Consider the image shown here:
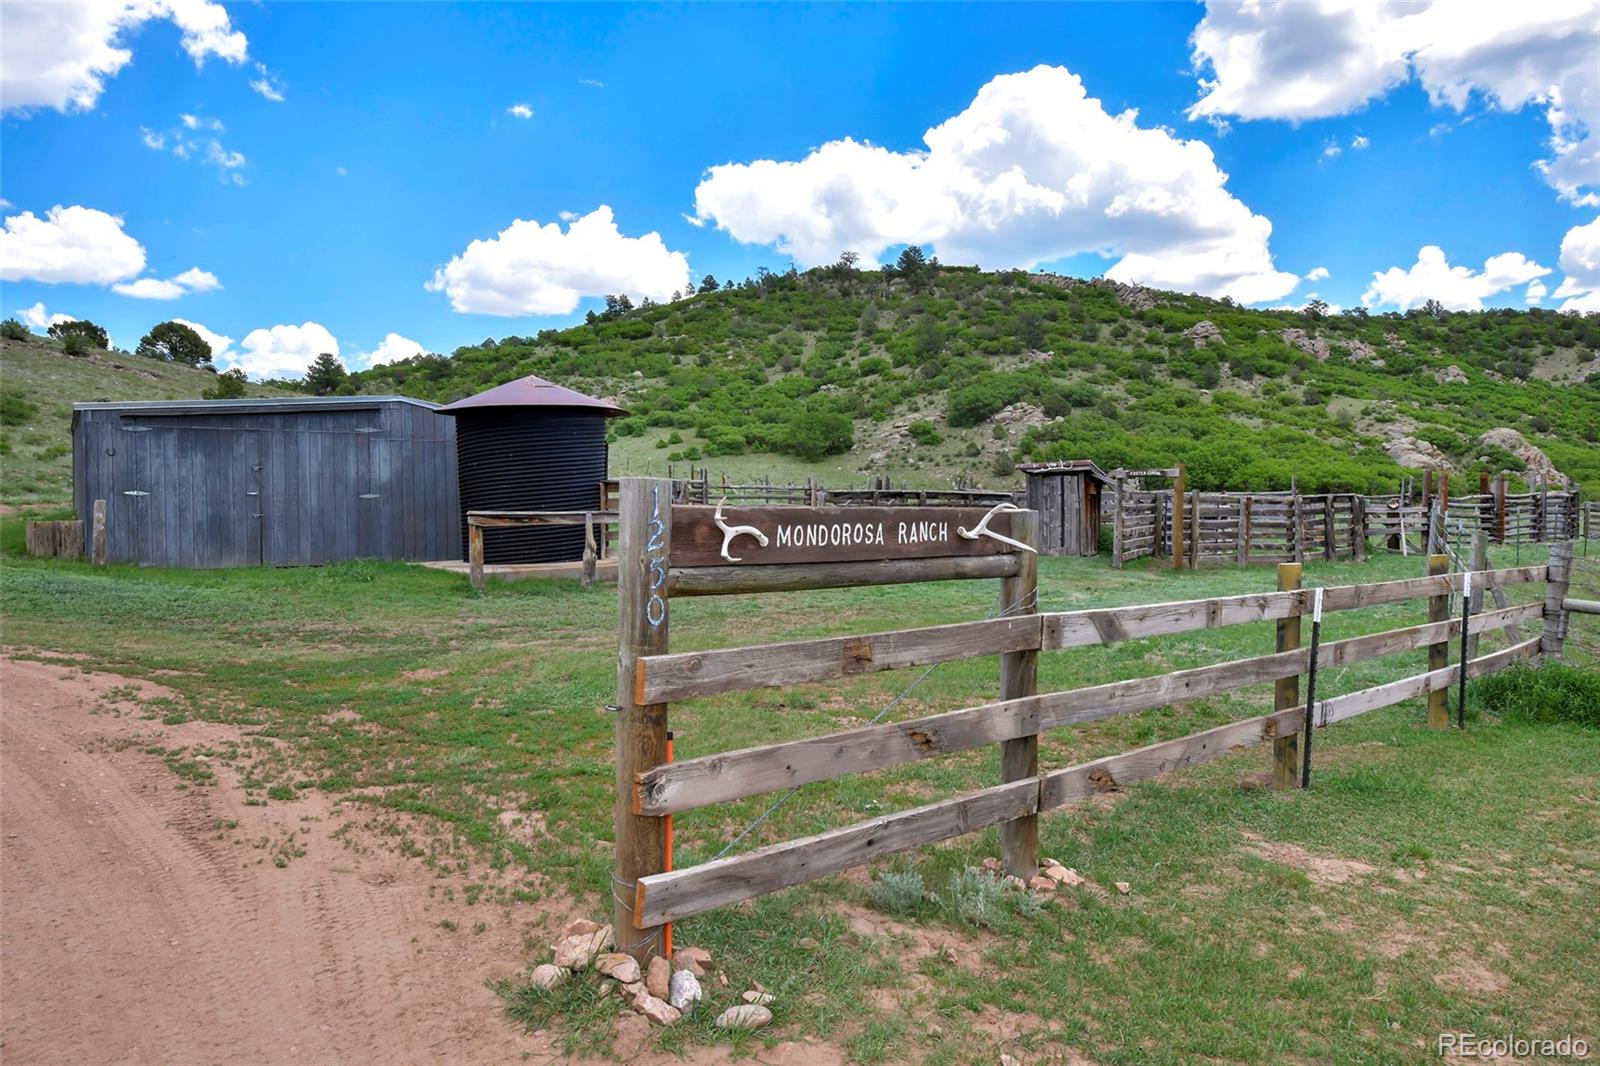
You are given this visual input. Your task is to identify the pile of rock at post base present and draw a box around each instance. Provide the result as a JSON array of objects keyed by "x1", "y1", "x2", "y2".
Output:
[{"x1": 535, "y1": 920, "x2": 775, "y2": 1031}]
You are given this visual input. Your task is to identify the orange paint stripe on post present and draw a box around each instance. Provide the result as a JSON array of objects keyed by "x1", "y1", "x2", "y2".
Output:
[{"x1": 664, "y1": 732, "x2": 674, "y2": 957}]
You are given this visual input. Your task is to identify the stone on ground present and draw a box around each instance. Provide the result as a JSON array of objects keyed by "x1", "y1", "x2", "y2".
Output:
[
  {"x1": 595, "y1": 952, "x2": 640, "y2": 984},
  {"x1": 631, "y1": 990, "x2": 681, "y2": 1027},
  {"x1": 552, "y1": 925, "x2": 613, "y2": 970},
  {"x1": 645, "y1": 955, "x2": 671, "y2": 999},
  {"x1": 743, "y1": 991, "x2": 775, "y2": 1006},
  {"x1": 670, "y1": 946, "x2": 714, "y2": 976},
  {"x1": 715, "y1": 1004, "x2": 773, "y2": 1031},
  {"x1": 667, "y1": 969, "x2": 703, "y2": 1011},
  {"x1": 529, "y1": 963, "x2": 566, "y2": 990}
]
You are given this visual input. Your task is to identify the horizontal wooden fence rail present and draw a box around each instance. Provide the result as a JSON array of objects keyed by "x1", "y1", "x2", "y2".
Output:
[
  {"x1": 637, "y1": 565, "x2": 1545, "y2": 704},
  {"x1": 612, "y1": 478, "x2": 1571, "y2": 958}
]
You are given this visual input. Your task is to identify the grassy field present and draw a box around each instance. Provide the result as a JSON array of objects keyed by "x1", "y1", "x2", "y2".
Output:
[
  {"x1": 0, "y1": 333, "x2": 287, "y2": 505},
  {"x1": 2, "y1": 529, "x2": 1597, "y2": 1063}
]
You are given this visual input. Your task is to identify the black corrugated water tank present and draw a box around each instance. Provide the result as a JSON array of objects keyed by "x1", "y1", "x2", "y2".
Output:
[{"x1": 436, "y1": 375, "x2": 626, "y2": 564}]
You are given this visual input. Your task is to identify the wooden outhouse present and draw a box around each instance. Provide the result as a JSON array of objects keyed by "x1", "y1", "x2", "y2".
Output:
[{"x1": 1017, "y1": 460, "x2": 1111, "y2": 556}]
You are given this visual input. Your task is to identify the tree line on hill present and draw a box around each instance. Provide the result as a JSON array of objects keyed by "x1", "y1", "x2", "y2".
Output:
[{"x1": 0, "y1": 315, "x2": 354, "y2": 399}]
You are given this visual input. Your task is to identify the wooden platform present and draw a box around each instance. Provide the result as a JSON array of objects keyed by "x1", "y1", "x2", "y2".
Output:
[{"x1": 423, "y1": 559, "x2": 618, "y2": 583}]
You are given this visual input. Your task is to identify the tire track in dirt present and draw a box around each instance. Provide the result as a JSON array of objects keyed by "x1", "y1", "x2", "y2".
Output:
[{"x1": 0, "y1": 657, "x2": 538, "y2": 1065}]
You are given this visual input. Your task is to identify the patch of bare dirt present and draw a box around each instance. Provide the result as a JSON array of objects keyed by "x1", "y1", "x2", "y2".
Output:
[
  {"x1": 1434, "y1": 960, "x2": 1510, "y2": 995},
  {"x1": 1240, "y1": 834, "x2": 1378, "y2": 884}
]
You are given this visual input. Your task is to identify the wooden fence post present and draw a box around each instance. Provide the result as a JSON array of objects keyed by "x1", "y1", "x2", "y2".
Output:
[
  {"x1": 468, "y1": 523, "x2": 485, "y2": 591},
  {"x1": 1113, "y1": 476, "x2": 1125, "y2": 569},
  {"x1": 1189, "y1": 488, "x2": 1200, "y2": 569},
  {"x1": 58, "y1": 521, "x2": 84, "y2": 560},
  {"x1": 1468, "y1": 531, "x2": 1487, "y2": 660},
  {"x1": 1427, "y1": 554, "x2": 1451, "y2": 728},
  {"x1": 615, "y1": 477, "x2": 673, "y2": 962},
  {"x1": 1292, "y1": 492, "x2": 1305, "y2": 564},
  {"x1": 1494, "y1": 473, "x2": 1507, "y2": 543},
  {"x1": 1322, "y1": 497, "x2": 1335, "y2": 561},
  {"x1": 92, "y1": 499, "x2": 108, "y2": 566},
  {"x1": 1172, "y1": 464, "x2": 1186, "y2": 570},
  {"x1": 998, "y1": 510, "x2": 1040, "y2": 879},
  {"x1": 1352, "y1": 495, "x2": 1366, "y2": 562},
  {"x1": 582, "y1": 515, "x2": 597, "y2": 588},
  {"x1": 1271, "y1": 562, "x2": 1303, "y2": 788},
  {"x1": 1238, "y1": 496, "x2": 1251, "y2": 568},
  {"x1": 1540, "y1": 541, "x2": 1574, "y2": 657}
]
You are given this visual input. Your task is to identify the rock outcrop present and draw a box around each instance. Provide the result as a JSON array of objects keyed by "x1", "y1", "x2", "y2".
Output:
[
  {"x1": 1478, "y1": 428, "x2": 1569, "y2": 487},
  {"x1": 1385, "y1": 435, "x2": 1452, "y2": 471},
  {"x1": 1182, "y1": 320, "x2": 1223, "y2": 347},
  {"x1": 1280, "y1": 328, "x2": 1331, "y2": 360}
]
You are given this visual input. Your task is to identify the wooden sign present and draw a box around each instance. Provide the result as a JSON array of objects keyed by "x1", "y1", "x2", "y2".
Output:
[{"x1": 669, "y1": 504, "x2": 1019, "y2": 567}]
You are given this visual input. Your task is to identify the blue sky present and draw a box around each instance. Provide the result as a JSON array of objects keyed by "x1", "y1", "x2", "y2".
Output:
[{"x1": 2, "y1": 2, "x2": 1597, "y2": 378}]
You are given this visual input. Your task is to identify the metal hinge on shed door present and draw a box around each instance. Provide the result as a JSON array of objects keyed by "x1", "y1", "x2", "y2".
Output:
[{"x1": 122, "y1": 490, "x2": 150, "y2": 496}]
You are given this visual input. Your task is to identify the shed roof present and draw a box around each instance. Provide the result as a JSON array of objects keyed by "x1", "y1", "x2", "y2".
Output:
[
  {"x1": 1014, "y1": 459, "x2": 1111, "y2": 484},
  {"x1": 435, "y1": 374, "x2": 626, "y2": 417},
  {"x1": 72, "y1": 395, "x2": 440, "y2": 417}
]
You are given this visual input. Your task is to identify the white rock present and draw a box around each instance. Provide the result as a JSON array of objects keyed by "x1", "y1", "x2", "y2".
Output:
[
  {"x1": 715, "y1": 1004, "x2": 773, "y2": 1031},
  {"x1": 529, "y1": 964, "x2": 566, "y2": 990},
  {"x1": 668, "y1": 969, "x2": 703, "y2": 1011}
]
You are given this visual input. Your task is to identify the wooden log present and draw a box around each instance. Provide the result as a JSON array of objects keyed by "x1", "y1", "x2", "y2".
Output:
[
  {"x1": 1188, "y1": 488, "x2": 1200, "y2": 569},
  {"x1": 633, "y1": 779, "x2": 1038, "y2": 927},
  {"x1": 614, "y1": 477, "x2": 674, "y2": 962},
  {"x1": 666, "y1": 553, "x2": 1020, "y2": 597},
  {"x1": 1562, "y1": 597, "x2": 1600, "y2": 615},
  {"x1": 57, "y1": 520, "x2": 84, "y2": 560},
  {"x1": 92, "y1": 499, "x2": 107, "y2": 566},
  {"x1": 1043, "y1": 707, "x2": 1302, "y2": 811},
  {"x1": 998, "y1": 510, "x2": 1039, "y2": 879},
  {"x1": 1113, "y1": 477, "x2": 1125, "y2": 569},
  {"x1": 633, "y1": 606, "x2": 1535, "y2": 816},
  {"x1": 1495, "y1": 474, "x2": 1507, "y2": 543},
  {"x1": 468, "y1": 523, "x2": 485, "y2": 591},
  {"x1": 1352, "y1": 495, "x2": 1366, "y2": 562},
  {"x1": 1272, "y1": 563, "x2": 1303, "y2": 788},
  {"x1": 25, "y1": 521, "x2": 58, "y2": 558},
  {"x1": 1541, "y1": 541, "x2": 1574, "y2": 655},
  {"x1": 1322, "y1": 499, "x2": 1335, "y2": 561},
  {"x1": 1427, "y1": 554, "x2": 1450, "y2": 728},
  {"x1": 582, "y1": 515, "x2": 597, "y2": 588}
]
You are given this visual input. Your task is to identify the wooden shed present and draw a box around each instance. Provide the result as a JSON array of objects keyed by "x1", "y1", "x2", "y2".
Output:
[
  {"x1": 72, "y1": 396, "x2": 458, "y2": 568},
  {"x1": 1017, "y1": 460, "x2": 1111, "y2": 556}
]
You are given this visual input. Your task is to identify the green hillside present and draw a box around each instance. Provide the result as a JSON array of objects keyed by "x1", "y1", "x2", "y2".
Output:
[
  {"x1": 0, "y1": 332, "x2": 289, "y2": 505},
  {"x1": 354, "y1": 265, "x2": 1600, "y2": 494}
]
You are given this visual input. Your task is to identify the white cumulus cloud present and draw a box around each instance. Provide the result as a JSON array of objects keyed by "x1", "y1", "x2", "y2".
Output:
[
  {"x1": 355, "y1": 332, "x2": 428, "y2": 370},
  {"x1": 1, "y1": 0, "x2": 248, "y2": 114},
  {"x1": 229, "y1": 321, "x2": 340, "y2": 380},
  {"x1": 17, "y1": 301, "x2": 75, "y2": 331},
  {"x1": 111, "y1": 266, "x2": 222, "y2": 300},
  {"x1": 1351, "y1": 135, "x2": 1371, "y2": 150},
  {"x1": 171, "y1": 318, "x2": 234, "y2": 360},
  {"x1": 1552, "y1": 216, "x2": 1600, "y2": 311},
  {"x1": 1188, "y1": 1, "x2": 1600, "y2": 206},
  {"x1": 1, "y1": 204, "x2": 146, "y2": 284},
  {"x1": 690, "y1": 65, "x2": 1298, "y2": 303},
  {"x1": 508, "y1": 103, "x2": 533, "y2": 119},
  {"x1": 1305, "y1": 265, "x2": 1330, "y2": 281},
  {"x1": 1362, "y1": 245, "x2": 1551, "y2": 311},
  {"x1": 427, "y1": 205, "x2": 692, "y2": 316},
  {"x1": 1525, "y1": 279, "x2": 1547, "y2": 305}
]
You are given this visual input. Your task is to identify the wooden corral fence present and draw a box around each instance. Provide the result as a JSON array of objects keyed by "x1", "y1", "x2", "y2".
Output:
[
  {"x1": 662, "y1": 466, "x2": 1021, "y2": 509},
  {"x1": 609, "y1": 475, "x2": 1576, "y2": 962},
  {"x1": 1113, "y1": 488, "x2": 1367, "y2": 569}
]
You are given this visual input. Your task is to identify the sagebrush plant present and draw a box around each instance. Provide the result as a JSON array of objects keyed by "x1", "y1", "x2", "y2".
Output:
[
  {"x1": 867, "y1": 870, "x2": 927, "y2": 915},
  {"x1": 1474, "y1": 661, "x2": 1600, "y2": 728}
]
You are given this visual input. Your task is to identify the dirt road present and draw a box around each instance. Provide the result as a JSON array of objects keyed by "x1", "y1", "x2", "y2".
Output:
[{"x1": 0, "y1": 657, "x2": 554, "y2": 1065}]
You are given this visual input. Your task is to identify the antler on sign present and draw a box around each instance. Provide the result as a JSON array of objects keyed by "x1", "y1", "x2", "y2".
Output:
[
  {"x1": 713, "y1": 498, "x2": 768, "y2": 562},
  {"x1": 957, "y1": 502, "x2": 1037, "y2": 554}
]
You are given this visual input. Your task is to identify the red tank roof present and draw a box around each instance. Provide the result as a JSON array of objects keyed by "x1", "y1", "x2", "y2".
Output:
[{"x1": 435, "y1": 374, "x2": 627, "y2": 416}]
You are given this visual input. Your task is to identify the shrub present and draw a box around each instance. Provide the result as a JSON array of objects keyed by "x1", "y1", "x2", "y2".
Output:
[
  {"x1": 0, "y1": 318, "x2": 28, "y2": 341},
  {"x1": 1474, "y1": 662, "x2": 1600, "y2": 728},
  {"x1": 61, "y1": 333, "x2": 89, "y2": 357},
  {"x1": 907, "y1": 420, "x2": 943, "y2": 446},
  {"x1": 49, "y1": 318, "x2": 110, "y2": 349},
  {"x1": 778, "y1": 408, "x2": 853, "y2": 459},
  {"x1": 867, "y1": 871, "x2": 927, "y2": 915},
  {"x1": 0, "y1": 388, "x2": 38, "y2": 427}
]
